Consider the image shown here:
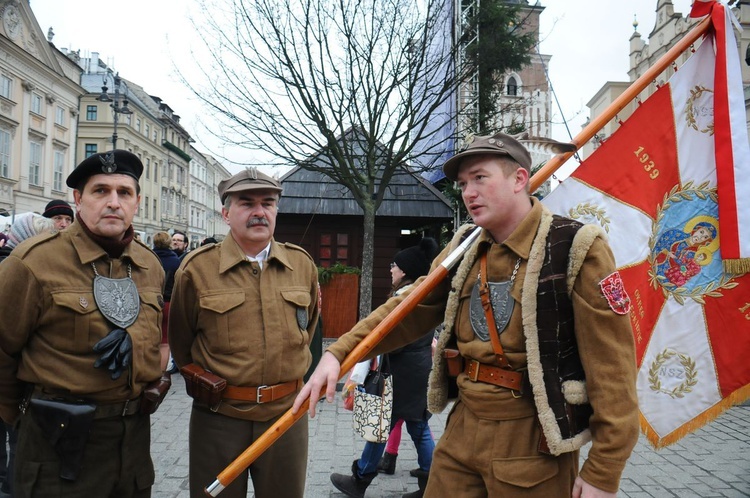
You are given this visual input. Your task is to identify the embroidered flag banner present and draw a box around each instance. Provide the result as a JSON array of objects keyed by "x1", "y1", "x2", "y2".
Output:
[{"x1": 542, "y1": 3, "x2": 750, "y2": 447}]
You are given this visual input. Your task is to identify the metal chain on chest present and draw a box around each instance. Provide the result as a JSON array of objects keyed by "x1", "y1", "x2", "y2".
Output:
[
  {"x1": 477, "y1": 258, "x2": 521, "y2": 322},
  {"x1": 91, "y1": 262, "x2": 132, "y2": 278}
]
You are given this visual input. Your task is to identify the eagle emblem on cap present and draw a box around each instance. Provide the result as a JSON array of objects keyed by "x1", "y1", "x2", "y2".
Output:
[
  {"x1": 99, "y1": 152, "x2": 117, "y2": 173},
  {"x1": 458, "y1": 133, "x2": 475, "y2": 152}
]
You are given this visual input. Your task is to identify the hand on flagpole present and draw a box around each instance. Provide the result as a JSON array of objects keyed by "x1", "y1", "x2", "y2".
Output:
[
  {"x1": 572, "y1": 476, "x2": 616, "y2": 498},
  {"x1": 292, "y1": 351, "x2": 341, "y2": 418}
]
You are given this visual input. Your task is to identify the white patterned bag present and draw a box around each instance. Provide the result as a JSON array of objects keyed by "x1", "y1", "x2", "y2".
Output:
[{"x1": 352, "y1": 357, "x2": 393, "y2": 443}]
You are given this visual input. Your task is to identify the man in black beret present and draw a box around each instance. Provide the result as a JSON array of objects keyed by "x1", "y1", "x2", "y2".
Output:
[
  {"x1": 0, "y1": 149, "x2": 168, "y2": 496},
  {"x1": 42, "y1": 199, "x2": 74, "y2": 230}
]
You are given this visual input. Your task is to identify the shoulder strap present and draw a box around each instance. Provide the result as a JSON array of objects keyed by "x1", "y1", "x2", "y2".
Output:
[{"x1": 479, "y1": 250, "x2": 511, "y2": 369}]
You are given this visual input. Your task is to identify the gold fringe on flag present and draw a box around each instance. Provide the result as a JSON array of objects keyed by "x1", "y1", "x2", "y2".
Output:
[
  {"x1": 639, "y1": 383, "x2": 750, "y2": 449},
  {"x1": 723, "y1": 258, "x2": 750, "y2": 275}
]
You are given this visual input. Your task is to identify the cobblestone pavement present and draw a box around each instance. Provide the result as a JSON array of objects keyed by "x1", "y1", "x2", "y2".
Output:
[{"x1": 151, "y1": 375, "x2": 750, "y2": 497}]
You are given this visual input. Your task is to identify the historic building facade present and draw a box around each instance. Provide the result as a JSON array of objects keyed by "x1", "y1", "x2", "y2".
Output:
[
  {"x1": 583, "y1": 0, "x2": 750, "y2": 158},
  {"x1": 1, "y1": 0, "x2": 233, "y2": 246},
  {"x1": 0, "y1": 0, "x2": 84, "y2": 222}
]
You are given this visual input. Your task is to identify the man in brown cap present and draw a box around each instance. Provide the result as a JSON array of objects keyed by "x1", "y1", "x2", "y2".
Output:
[
  {"x1": 295, "y1": 132, "x2": 639, "y2": 498},
  {"x1": 169, "y1": 167, "x2": 320, "y2": 498},
  {"x1": 0, "y1": 149, "x2": 169, "y2": 496}
]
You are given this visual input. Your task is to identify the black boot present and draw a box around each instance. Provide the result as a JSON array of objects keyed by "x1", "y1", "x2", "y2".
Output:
[
  {"x1": 409, "y1": 468, "x2": 429, "y2": 479},
  {"x1": 402, "y1": 474, "x2": 428, "y2": 498},
  {"x1": 377, "y1": 451, "x2": 397, "y2": 474},
  {"x1": 331, "y1": 460, "x2": 378, "y2": 498}
]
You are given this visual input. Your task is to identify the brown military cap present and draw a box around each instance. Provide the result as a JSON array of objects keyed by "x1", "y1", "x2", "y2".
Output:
[
  {"x1": 442, "y1": 132, "x2": 532, "y2": 181},
  {"x1": 218, "y1": 168, "x2": 282, "y2": 203},
  {"x1": 66, "y1": 150, "x2": 143, "y2": 188}
]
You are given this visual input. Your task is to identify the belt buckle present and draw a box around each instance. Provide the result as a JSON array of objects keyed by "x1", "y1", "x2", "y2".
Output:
[
  {"x1": 468, "y1": 360, "x2": 480, "y2": 382},
  {"x1": 121, "y1": 399, "x2": 130, "y2": 416},
  {"x1": 256, "y1": 385, "x2": 268, "y2": 404}
]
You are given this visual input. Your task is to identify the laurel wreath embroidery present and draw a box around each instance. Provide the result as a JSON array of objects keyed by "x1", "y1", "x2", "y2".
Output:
[
  {"x1": 648, "y1": 349, "x2": 698, "y2": 398},
  {"x1": 685, "y1": 85, "x2": 714, "y2": 135},
  {"x1": 647, "y1": 182, "x2": 738, "y2": 304},
  {"x1": 567, "y1": 203, "x2": 611, "y2": 233}
]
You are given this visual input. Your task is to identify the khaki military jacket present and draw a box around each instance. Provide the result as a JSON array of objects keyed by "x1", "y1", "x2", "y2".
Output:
[
  {"x1": 0, "y1": 222, "x2": 165, "y2": 424},
  {"x1": 168, "y1": 234, "x2": 320, "y2": 422},
  {"x1": 327, "y1": 198, "x2": 639, "y2": 493}
]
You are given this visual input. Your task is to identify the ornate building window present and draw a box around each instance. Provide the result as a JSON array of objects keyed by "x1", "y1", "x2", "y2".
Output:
[
  {"x1": 0, "y1": 76, "x2": 11, "y2": 100},
  {"x1": 31, "y1": 93, "x2": 43, "y2": 115},
  {"x1": 29, "y1": 141, "x2": 42, "y2": 186},
  {"x1": 55, "y1": 106, "x2": 65, "y2": 126},
  {"x1": 0, "y1": 128, "x2": 10, "y2": 177},
  {"x1": 86, "y1": 105, "x2": 97, "y2": 121},
  {"x1": 85, "y1": 143, "x2": 97, "y2": 158},
  {"x1": 53, "y1": 150, "x2": 65, "y2": 191},
  {"x1": 507, "y1": 76, "x2": 518, "y2": 96}
]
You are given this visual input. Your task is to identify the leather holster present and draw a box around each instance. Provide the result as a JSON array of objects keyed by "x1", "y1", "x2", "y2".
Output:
[
  {"x1": 180, "y1": 363, "x2": 226, "y2": 410},
  {"x1": 140, "y1": 374, "x2": 172, "y2": 415},
  {"x1": 443, "y1": 348, "x2": 464, "y2": 377},
  {"x1": 29, "y1": 398, "x2": 96, "y2": 481}
]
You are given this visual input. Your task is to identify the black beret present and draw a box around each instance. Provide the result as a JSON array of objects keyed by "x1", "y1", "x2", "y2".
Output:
[
  {"x1": 42, "y1": 199, "x2": 74, "y2": 219},
  {"x1": 66, "y1": 150, "x2": 143, "y2": 189}
]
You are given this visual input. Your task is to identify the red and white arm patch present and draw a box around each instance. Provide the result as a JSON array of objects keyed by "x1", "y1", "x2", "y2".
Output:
[{"x1": 599, "y1": 271, "x2": 632, "y2": 315}]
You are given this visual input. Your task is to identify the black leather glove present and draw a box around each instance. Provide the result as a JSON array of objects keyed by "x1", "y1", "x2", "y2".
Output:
[{"x1": 93, "y1": 328, "x2": 133, "y2": 380}]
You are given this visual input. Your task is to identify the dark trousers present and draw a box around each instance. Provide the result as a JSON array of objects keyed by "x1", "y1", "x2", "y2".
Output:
[
  {"x1": 14, "y1": 410, "x2": 153, "y2": 498},
  {"x1": 189, "y1": 405, "x2": 308, "y2": 498}
]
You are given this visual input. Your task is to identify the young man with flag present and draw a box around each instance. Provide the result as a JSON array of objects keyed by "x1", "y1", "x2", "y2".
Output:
[{"x1": 295, "y1": 132, "x2": 640, "y2": 497}]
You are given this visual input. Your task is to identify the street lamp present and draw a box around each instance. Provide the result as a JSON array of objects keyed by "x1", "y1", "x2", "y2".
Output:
[{"x1": 96, "y1": 72, "x2": 133, "y2": 150}]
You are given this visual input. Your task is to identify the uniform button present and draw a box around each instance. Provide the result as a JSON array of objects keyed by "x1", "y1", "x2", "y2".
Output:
[{"x1": 253, "y1": 269, "x2": 258, "y2": 275}]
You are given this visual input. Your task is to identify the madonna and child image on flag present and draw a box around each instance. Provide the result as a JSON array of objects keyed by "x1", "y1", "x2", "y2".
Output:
[{"x1": 542, "y1": 0, "x2": 750, "y2": 448}]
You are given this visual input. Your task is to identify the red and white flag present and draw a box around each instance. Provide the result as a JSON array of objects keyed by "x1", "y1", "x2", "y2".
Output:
[{"x1": 543, "y1": 2, "x2": 750, "y2": 447}]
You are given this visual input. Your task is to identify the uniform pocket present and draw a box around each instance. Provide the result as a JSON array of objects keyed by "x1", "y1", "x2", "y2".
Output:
[
  {"x1": 491, "y1": 455, "x2": 559, "y2": 492},
  {"x1": 280, "y1": 288, "x2": 311, "y2": 346},
  {"x1": 198, "y1": 291, "x2": 247, "y2": 353},
  {"x1": 138, "y1": 291, "x2": 163, "y2": 343},
  {"x1": 50, "y1": 291, "x2": 99, "y2": 352}
]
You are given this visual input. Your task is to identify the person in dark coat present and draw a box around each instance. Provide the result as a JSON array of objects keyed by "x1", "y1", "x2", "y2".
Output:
[
  {"x1": 153, "y1": 231, "x2": 181, "y2": 371},
  {"x1": 330, "y1": 237, "x2": 439, "y2": 498}
]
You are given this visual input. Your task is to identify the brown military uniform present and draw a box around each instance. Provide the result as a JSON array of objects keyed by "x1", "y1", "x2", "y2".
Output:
[
  {"x1": 327, "y1": 198, "x2": 639, "y2": 496},
  {"x1": 0, "y1": 221, "x2": 164, "y2": 496},
  {"x1": 169, "y1": 233, "x2": 319, "y2": 498}
]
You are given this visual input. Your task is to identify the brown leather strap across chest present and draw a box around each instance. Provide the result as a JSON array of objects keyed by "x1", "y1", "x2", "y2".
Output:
[
  {"x1": 464, "y1": 359, "x2": 524, "y2": 391},
  {"x1": 222, "y1": 379, "x2": 301, "y2": 404},
  {"x1": 479, "y1": 250, "x2": 511, "y2": 369}
]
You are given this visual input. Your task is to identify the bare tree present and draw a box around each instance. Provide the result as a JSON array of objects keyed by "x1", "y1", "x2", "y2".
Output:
[{"x1": 187, "y1": 0, "x2": 532, "y2": 316}]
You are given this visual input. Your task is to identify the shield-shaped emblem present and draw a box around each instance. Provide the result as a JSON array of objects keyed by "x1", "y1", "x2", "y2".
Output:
[
  {"x1": 469, "y1": 280, "x2": 515, "y2": 341},
  {"x1": 93, "y1": 276, "x2": 140, "y2": 328}
]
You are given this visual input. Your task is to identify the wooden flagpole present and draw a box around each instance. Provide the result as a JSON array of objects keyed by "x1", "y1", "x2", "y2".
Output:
[{"x1": 529, "y1": 15, "x2": 711, "y2": 192}]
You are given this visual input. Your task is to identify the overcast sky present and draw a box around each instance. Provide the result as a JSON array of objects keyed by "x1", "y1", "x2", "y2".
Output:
[{"x1": 30, "y1": 0, "x2": 695, "y2": 175}]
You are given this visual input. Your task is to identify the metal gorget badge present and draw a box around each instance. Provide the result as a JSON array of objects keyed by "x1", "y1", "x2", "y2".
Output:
[
  {"x1": 92, "y1": 263, "x2": 140, "y2": 328},
  {"x1": 469, "y1": 256, "x2": 521, "y2": 342},
  {"x1": 469, "y1": 280, "x2": 515, "y2": 341}
]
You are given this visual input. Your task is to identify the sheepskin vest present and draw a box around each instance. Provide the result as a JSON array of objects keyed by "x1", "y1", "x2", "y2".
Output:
[{"x1": 428, "y1": 205, "x2": 604, "y2": 455}]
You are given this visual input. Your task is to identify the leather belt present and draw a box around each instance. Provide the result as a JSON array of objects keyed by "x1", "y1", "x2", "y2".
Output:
[
  {"x1": 93, "y1": 399, "x2": 141, "y2": 419},
  {"x1": 222, "y1": 379, "x2": 301, "y2": 404},
  {"x1": 464, "y1": 360, "x2": 524, "y2": 392}
]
